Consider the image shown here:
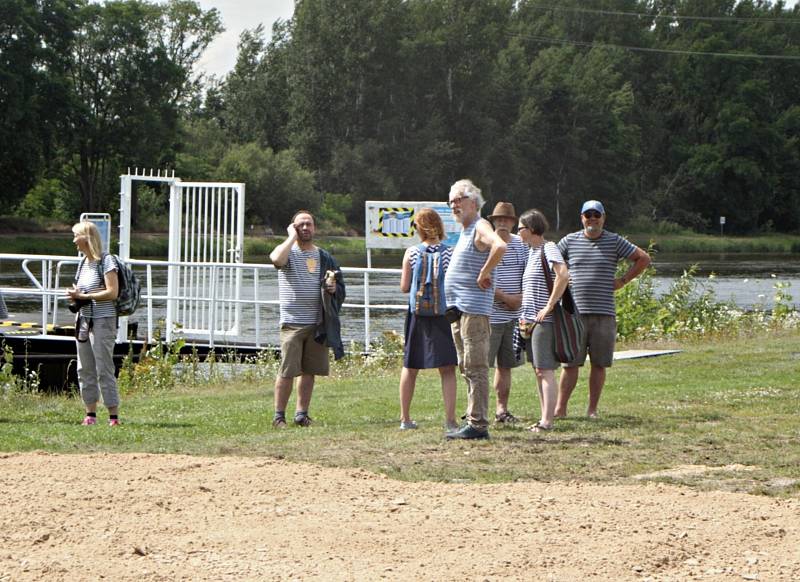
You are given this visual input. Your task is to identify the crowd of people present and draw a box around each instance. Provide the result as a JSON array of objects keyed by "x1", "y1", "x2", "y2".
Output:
[
  {"x1": 264, "y1": 178, "x2": 650, "y2": 440},
  {"x1": 66, "y1": 179, "x2": 650, "y2": 436}
]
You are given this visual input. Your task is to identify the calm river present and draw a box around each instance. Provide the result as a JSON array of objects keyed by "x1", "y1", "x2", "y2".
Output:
[{"x1": 2, "y1": 252, "x2": 798, "y2": 346}]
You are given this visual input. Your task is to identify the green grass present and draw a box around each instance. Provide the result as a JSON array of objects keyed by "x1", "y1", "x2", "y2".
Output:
[
  {"x1": 624, "y1": 232, "x2": 800, "y2": 254},
  {"x1": 4, "y1": 230, "x2": 800, "y2": 258},
  {"x1": 2, "y1": 331, "x2": 799, "y2": 496}
]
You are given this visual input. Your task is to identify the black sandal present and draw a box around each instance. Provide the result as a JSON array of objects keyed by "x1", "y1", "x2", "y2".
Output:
[{"x1": 293, "y1": 412, "x2": 313, "y2": 427}]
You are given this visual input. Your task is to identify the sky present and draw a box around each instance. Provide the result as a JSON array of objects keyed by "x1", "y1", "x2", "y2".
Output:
[{"x1": 193, "y1": 0, "x2": 295, "y2": 78}]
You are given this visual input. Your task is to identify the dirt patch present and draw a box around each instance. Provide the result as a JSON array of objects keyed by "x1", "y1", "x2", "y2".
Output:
[{"x1": 1, "y1": 452, "x2": 798, "y2": 581}]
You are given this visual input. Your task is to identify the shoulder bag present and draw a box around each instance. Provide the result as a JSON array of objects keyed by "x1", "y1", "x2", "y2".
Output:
[{"x1": 541, "y1": 246, "x2": 585, "y2": 363}]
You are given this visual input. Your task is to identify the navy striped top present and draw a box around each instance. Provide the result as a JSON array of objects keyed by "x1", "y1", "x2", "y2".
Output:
[
  {"x1": 521, "y1": 242, "x2": 565, "y2": 324},
  {"x1": 444, "y1": 218, "x2": 495, "y2": 316},
  {"x1": 557, "y1": 230, "x2": 636, "y2": 316},
  {"x1": 490, "y1": 234, "x2": 528, "y2": 324},
  {"x1": 277, "y1": 246, "x2": 322, "y2": 325}
]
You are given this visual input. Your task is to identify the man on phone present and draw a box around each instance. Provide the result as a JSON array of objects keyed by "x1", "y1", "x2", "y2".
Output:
[{"x1": 269, "y1": 211, "x2": 345, "y2": 428}]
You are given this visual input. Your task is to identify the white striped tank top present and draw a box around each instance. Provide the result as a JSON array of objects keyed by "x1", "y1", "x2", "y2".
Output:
[{"x1": 444, "y1": 218, "x2": 495, "y2": 316}]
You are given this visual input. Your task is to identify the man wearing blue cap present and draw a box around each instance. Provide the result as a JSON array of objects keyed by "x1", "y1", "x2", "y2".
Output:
[{"x1": 554, "y1": 200, "x2": 651, "y2": 418}]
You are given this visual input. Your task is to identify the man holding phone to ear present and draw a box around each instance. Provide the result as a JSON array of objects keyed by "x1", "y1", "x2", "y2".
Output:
[{"x1": 269, "y1": 210, "x2": 346, "y2": 428}]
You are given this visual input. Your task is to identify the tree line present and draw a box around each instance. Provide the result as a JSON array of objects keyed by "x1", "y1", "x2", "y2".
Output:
[{"x1": 3, "y1": 0, "x2": 799, "y2": 235}]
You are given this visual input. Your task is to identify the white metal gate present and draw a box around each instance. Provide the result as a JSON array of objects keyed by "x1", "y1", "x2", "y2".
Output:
[{"x1": 166, "y1": 181, "x2": 246, "y2": 343}]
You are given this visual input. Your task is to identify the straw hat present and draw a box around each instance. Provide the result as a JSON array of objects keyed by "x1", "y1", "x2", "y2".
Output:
[{"x1": 488, "y1": 201, "x2": 517, "y2": 221}]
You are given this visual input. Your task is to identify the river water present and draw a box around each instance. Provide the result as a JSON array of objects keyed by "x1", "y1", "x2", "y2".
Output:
[{"x1": 1, "y1": 252, "x2": 798, "y2": 346}]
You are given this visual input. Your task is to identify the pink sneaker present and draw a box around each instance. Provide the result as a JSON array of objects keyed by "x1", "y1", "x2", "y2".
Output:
[
  {"x1": 108, "y1": 418, "x2": 120, "y2": 427},
  {"x1": 81, "y1": 416, "x2": 97, "y2": 426}
]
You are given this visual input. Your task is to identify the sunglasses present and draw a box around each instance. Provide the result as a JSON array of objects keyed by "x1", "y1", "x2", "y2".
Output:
[
  {"x1": 448, "y1": 195, "x2": 469, "y2": 208},
  {"x1": 582, "y1": 211, "x2": 602, "y2": 219}
]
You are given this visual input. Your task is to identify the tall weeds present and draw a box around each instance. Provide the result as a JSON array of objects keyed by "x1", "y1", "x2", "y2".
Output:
[{"x1": 616, "y1": 259, "x2": 798, "y2": 341}]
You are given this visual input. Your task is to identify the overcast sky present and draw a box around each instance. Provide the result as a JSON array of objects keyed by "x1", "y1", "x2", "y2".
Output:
[
  {"x1": 194, "y1": 0, "x2": 295, "y2": 78},
  {"x1": 192, "y1": 0, "x2": 798, "y2": 78}
]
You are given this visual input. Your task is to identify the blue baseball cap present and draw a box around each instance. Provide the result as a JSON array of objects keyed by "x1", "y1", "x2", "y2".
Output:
[{"x1": 581, "y1": 200, "x2": 605, "y2": 215}]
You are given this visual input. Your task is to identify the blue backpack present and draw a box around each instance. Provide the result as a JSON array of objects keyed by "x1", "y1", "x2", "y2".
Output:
[{"x1": 409, "y1": 243, "x2": 448, "y2": 317}]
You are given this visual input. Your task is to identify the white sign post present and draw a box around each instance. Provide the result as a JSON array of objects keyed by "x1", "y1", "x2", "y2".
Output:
[
  {"x1": 363, "y1": 200, "x2": 457, "y2": 349},
  {"x1": 720, "y1": 215, "x2": 726, "y2": 236}
]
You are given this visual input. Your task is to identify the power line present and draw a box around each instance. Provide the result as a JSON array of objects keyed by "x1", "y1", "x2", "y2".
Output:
[
  {"x1": 507, "y1": 31, "x2": 800, "y2": 60},
  {"x1": 534, "y1": 4, "x2": 800, "y2": 25}
]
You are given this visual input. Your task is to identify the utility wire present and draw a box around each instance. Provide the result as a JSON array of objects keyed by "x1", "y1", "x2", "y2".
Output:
[
  {"x1": 533, "y1": 4, "x2": 800, "y2": 25},
  {"x1": 507, "y1": 31, "x2": 800, "y2": 60}
]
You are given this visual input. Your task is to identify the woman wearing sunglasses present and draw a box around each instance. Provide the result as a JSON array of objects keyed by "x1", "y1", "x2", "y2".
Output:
[{"x1": 517, "y1": 209, "x2": 570, "y2": 432}]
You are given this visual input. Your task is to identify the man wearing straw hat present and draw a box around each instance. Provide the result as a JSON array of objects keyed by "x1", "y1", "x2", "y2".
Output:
[{"x1": 486, "y1": 201, "x2": 528, "y2": 425}]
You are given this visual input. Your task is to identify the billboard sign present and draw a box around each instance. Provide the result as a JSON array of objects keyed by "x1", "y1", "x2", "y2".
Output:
[
  {"x1": 365, "y1": 201, "x2": 460, "y2": 249},
  {"x1": 79, "y1": 212, "x2": 112, "y2": 254}
]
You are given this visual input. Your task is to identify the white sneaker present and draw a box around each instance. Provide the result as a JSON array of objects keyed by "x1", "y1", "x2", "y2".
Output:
[{"x1": 399, "y1": 420, "x2": 418, "y2": 430}]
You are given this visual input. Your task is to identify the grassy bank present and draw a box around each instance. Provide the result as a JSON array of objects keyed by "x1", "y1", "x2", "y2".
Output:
[
  {"x1": 3, "y1": 231, "x2": 800, "y2": 258},
  {"x1": 624, "y1": 232, "x2": 800, "y2": 254},
  {"x1": 2, "y1": 330, "x2": 798, "y2": 496}
]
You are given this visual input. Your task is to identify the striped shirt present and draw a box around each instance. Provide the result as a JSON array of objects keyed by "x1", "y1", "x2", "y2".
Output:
[
  {"x1": 521, "y1": 242, "x2": 564, "y2": 324},
  {"x1": 408, "y1": 243, "x2": 452, "y2": 272},
  {"x1": 557, "y1": 230, "x2": 636, "y2": 316},
  {"x1": 277, "y1": 246, "x2": 322, "y2": 326},
  {"x1": 76, "y1": 255, "x2": 118, "y2": 319},
  {"x1": 444, "y1": 218, "x2": 495, "y2": 316},
  {"x1": 490, "y1": 234, "x2": 528, "y2": 324}
]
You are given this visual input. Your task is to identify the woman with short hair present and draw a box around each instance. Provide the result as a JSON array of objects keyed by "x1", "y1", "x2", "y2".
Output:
[
  {"x1": 67, "y1": 221, "x2": 121, "y2": 426},
  {"x1": 398, "y1": 208, "x2": 458, "y2": 432},
  {"x1": 517, "y1": 209, "x2": 570, "y2": 432}
]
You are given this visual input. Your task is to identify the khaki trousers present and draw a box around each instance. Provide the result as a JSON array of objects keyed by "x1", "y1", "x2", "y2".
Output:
[{"x1": 451, "y1": 313, "x2": 490, "y2": 429}]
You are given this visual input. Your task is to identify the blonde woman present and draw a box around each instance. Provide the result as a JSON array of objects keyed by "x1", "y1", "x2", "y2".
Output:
[
  {"x1": 67, "y1": 221, "x2": 121, "y2": 426},
  {"x1": 398, "y1": 208, "x2": 458, "y2": 431}
]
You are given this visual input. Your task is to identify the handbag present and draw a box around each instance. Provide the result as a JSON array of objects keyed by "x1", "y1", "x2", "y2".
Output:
[{"x1": 541, "y1": 246, "x2": 585, "y2": 363}]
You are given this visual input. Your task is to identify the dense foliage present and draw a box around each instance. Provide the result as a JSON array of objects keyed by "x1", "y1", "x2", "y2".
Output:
[{"x1": 2, "y1": 0, "x2": 799, "y2": 234}]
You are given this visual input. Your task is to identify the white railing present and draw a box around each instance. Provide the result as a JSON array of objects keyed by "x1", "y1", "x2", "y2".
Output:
[{"x1": 0, "y1": 253, "x2": 406, "y2": 351}]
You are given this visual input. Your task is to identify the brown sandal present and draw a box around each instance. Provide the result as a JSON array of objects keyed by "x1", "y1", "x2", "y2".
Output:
[{"x1": 529, "y1": 421, "x2": 553, "y2": 433}]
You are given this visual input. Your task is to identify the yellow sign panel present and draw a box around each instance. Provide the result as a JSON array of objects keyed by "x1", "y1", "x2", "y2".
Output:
[{"x1": 377, "y1": 208, "x2": 415, "y2": 238}]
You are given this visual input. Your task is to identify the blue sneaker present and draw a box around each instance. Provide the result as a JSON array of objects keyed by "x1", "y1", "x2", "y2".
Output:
[{"x1": 445, "y1": 424, "x2": 489, "y2": 440}]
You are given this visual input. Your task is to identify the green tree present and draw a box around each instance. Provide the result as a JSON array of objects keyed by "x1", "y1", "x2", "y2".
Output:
[
  {"x1": 215, "y1": 143, "x2": 318, "y2": 229},
  {"x1": 0, "y1": 0, "x2": 75, "y2": 210},
  {"x1": 63, "y1": 0, "x2": 221, "y2": 214}
]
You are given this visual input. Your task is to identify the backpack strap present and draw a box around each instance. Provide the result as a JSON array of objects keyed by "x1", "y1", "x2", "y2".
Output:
[{"x1": 74, "y1": 257, "x2": 87, "y2": 285}]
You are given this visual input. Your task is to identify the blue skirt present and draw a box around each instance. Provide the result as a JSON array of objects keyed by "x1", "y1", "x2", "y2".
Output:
[{"x1": 403, "y1": 312, "x2": 458, "y2": 369}]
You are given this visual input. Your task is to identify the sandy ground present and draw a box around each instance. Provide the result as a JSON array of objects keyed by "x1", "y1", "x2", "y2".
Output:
[{"x1": 1, "y1": 453, "x2": 798, "y2": 581}]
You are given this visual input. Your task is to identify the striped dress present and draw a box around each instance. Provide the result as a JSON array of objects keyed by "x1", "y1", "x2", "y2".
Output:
[
  {"x1": 444, "y1": 218, "x2": 495, "y2": 316},
  {"x1": 404, "y1": 243, "x2": 457, "y2": 369}
]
